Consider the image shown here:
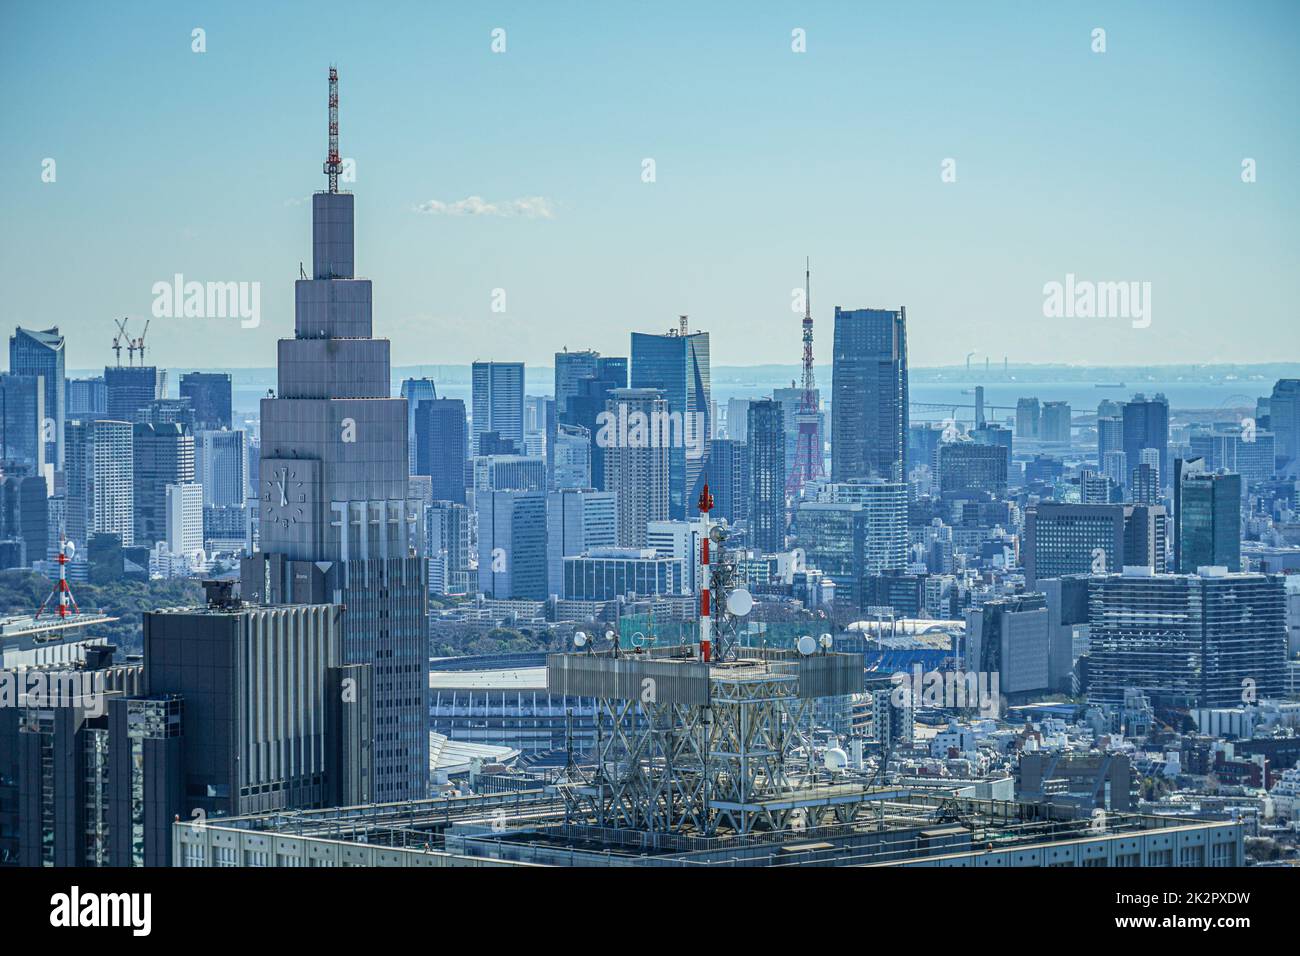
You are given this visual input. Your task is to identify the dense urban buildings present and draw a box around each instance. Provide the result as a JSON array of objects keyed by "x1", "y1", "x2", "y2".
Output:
[{"x1": 4, "y1": 42, "x2": 1297, "y2": 895}]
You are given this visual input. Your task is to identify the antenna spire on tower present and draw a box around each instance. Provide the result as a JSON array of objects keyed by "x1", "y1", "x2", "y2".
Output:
[{"x1": 324, "y1": 66, "x2": 341, "y2": 193}]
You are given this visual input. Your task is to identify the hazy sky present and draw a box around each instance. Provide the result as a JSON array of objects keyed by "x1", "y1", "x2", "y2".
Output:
[{"x1": 2, "y1": 1, "x2": 1297, "y2": 372}]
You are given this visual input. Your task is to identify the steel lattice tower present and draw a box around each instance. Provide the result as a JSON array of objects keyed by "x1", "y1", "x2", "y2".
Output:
[
  {"x1": 786, "y1": 258, "x2": 824, "y2": 496},
  {"x1": 324, "y1": 66, "x2": 341, "y2": 193}
]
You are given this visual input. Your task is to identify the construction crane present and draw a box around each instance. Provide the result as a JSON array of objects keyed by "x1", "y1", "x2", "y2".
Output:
[
  {"x1": 112, "y1": 318, "x2": 129, "y2": 366},
  {"x1": 132, "y1": 320, "x2": 150, "y2": 365}
]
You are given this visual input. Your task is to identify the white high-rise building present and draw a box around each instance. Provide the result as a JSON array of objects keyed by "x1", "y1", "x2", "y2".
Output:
[
  {"x1": 165, "y1": 481, "x2": 204, "y2": 554},
  {"x1": 645, "y1": 519, "x2": 704, "y2": 594}
]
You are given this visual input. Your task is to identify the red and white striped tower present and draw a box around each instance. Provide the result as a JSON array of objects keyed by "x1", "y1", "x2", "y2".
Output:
[
  {"x1": 36, "y1": 537, "x2": 80, "y2": 620},
  {"x1": 697, "y1": 481, "x2": 715, "y2": 662}
]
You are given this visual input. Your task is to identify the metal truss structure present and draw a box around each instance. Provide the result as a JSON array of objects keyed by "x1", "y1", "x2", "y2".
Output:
[{"x1": 551, "y1": 645, "x2": 867, "y2": 836}]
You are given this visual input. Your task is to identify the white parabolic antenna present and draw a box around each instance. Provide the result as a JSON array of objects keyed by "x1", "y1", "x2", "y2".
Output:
[
  {"x1": 573, "y1": 631, "x2": 587, "y2": 648},
  {"x1": 824, "y1": 747, "x2": 848, "y2": 772},
  {"x1": 725, "y1": 587, "x2": 753, "y2": 617},
  {"x1": 796, "y1": 634, "x2": 817, "y2": 656}
]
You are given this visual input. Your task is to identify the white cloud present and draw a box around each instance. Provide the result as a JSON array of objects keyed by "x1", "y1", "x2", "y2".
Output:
[{"x1": 414, "y1": 195, "x2": 556, "y2": 219}]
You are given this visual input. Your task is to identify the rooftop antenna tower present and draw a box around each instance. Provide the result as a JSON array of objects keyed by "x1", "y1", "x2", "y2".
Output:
[
  {"x1": 35, "y1": 538, "x2": 80, "y2": 620},
  {"x1": 786, "y1": 257, "x2": 824, "y2": 496},
  {"x1": 324, "y1": 66, "x2": 341, "y2": 193}
]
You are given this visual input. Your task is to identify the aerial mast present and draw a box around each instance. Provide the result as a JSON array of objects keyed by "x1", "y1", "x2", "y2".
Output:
[
  {"x1": 786, "y1": 257, "x2": 824, "y2": 497},
  {"x1": 324, "y1": 66, "x2": 341, "y2": 193}
]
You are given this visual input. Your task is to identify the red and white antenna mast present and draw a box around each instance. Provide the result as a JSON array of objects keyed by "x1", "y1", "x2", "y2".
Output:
[
  {"x1": 697, "y1": 481, "x2": 715, "y2": 663},
  {"x1": 324, "y1": 66, "x2": 341, "y2": 193},
  {"x1": 36, "y1": 537, "x2": 81, "y2": 620},
  {"x1": 787, "y1": 258, "x2": 824, "y2": 496}
]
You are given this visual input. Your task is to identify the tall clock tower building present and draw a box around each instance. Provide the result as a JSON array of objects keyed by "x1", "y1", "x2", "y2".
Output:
[{"x1": 243, "y1": 71, "x2": 428, "y2": 802}]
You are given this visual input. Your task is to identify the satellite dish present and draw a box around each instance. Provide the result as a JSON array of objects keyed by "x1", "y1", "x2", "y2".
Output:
[
  {"x1": 796, "y1": 635, "x2": 817, "y2": 656},
  {"x1": 630, "y1": 631, "x2": 652, "y2": 648},
  {"x1": 725, "y1": 587, "x2": 753, "y2": 617},
  {"x1": 824, "y1": 747, "x2": 848, "y2": 772},
  {"x1": 573, "y1": 631, "x2": 587, "y2": 648},
  {"x1": 604, "y1": 630, "x2": 615, "y2": 642},
  {"x1": 63, "y1": 541, "x2": 76, "y2": 559},
  {"x1": 709, "y1": 525, "x2": 727, "y2": 544},
  {"x1": 819, "y1": 633, "x2": 833, "y2": 650}
]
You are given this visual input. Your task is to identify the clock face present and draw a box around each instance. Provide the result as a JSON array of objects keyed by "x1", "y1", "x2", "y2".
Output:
[{"x1": 262, "y1": 465, "x2": 307, "y2": 528}]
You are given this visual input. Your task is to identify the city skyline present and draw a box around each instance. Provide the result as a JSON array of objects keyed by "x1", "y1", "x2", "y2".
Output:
[
  {"x1": 4, "y1": 1, "x2": 1298, "y2": 370},
  {"x1": 1, "y1": 1, "x2": 1298, "y2": 907}
]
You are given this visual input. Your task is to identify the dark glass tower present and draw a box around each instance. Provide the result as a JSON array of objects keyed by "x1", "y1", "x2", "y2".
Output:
[
  {"x1": 242, "y1": 72, "x2": 428, "y2": 801},
  {"x1": 831, "y1": 307, "x2": 908, "y2": 483},
  {"x1": 178, "y1": 372, "x2": 233, "y2": 431},
  {"x1": 1122, "y1": 394, "x2": 1170, "y2": 490},
  {"x1": 413, "y1": 397, "x2": 467, "y2": 504},
  {"x1": 746, "y1": 399, "x2": 785, "y2": 552},
  {"x1": 9, "y1": 326, "x2": 65, "y2": 470},
  {"x1": 1177, "y1": 469, "x2": 1242, "y2": 572},
  {"x1": 562, "y1": 356, "x2": 627, "y2": 490}
]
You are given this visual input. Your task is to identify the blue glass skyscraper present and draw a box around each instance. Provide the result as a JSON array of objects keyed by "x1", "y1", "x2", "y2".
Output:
[
  {"x1": 831, "y1": 307, "x2": 908, "y2": 483},
  {"x1": 630, "y1": 321, "x2": 710, "y2": 520}
]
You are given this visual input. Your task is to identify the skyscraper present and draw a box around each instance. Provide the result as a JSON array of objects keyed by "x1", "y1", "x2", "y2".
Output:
[
  {"x1": 831, "y1": 307, "x2": 908, "y2": 483},
  {"x1": 0, "y1": 374, "x2": 45, "y2": 474},
  {"x1": 1270, "y1": 378, "x2": 1300, "y2": 474},
  {"x1": 104, "y1": 365, "x2": 163, "y2": 422},
  {"x1": 746, "y1": 399, "x2": 786, "y2": 553},
  {"x1": 1122, "y1": 394, "x2": 1170, "y2": 491},
  {"x1": 66, "y1": 376, "x2": 106, "y2": 418},
  {"x1": 552, "y1": 423, "x2": 591, "y2": 489},
  {"x1": 195, "y1": 428, "x2": 249, "y2": 508},
  {"x1": 1041, "y1": 401, "x2": 1071, "y2": 444},
  {"x1": 178, "y1": 371, "x2": 233, "y2": 431},
  {"x1": 9, "y1": 326, "x2": 65, "y2": 470},
  {"x1": 241, "y1": 69, "x2": 428, "y2": 802},
  {"x1": 1177, "y1": 469, "x2": 1242, "y2": 572},
  {"x1": 554, "y1": 349, "x2": 601, "y2": 418},
  {"x1": 560, "y1": 355, "x2": 627, "y2": 491},
  {"x1": 132, "y1": 422, "x2": 195, "y2": 549},
  {"x1": 399, "y1": 377, "x2": 437, "y2": 473},
  {"x1": 602, "y1": 387, "x2": 670, "y2": 547},
  {"x1": 477, "y1": 490, "x2": 547, "y2": 600},
  {"x1": 630, "y1": 320, "x2": 711, "y2": 519},
  {"x1": 471, "y1": 361, "x2": 525, "y2": 455},
  {"x1": 707, "y1": 437, "x2": 748, "y2": 526},
  {"x1": 413, "y1": 397, "x2": 467, "y2": 504},
  {"x1": 65, "y1": 419, "x2": 134, "y2": 549},
  {"x1": 1015, "y1": 398, "x2": 1041, "y2": 440}
]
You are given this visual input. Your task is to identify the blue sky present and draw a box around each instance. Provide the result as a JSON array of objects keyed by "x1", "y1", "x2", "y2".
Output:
[{"x1": 2, "y1": 0, "x2": 1297, "y2": 371}]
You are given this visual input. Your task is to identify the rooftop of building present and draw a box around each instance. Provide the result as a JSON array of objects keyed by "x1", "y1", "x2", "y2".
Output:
[{"x1": 186, "y1": 788, "x2": 1238, "y2": 868}]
